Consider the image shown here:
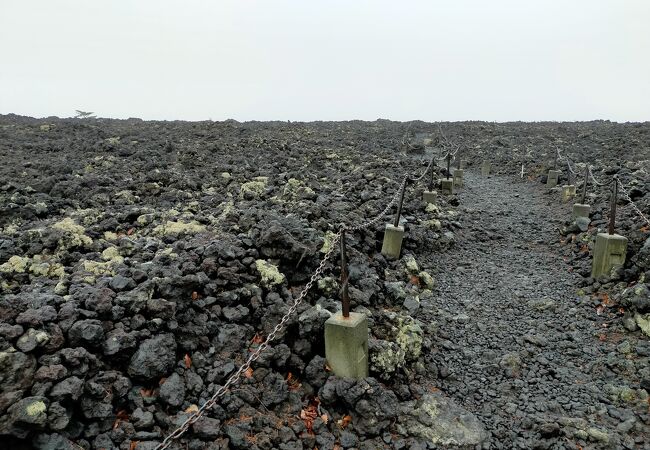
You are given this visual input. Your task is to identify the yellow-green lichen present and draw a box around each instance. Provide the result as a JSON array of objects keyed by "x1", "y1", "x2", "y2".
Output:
[
  {"x1": 405, "y1": 255, "x2": 419, "y2": 274},
  {"x1": 29, "y1": 255, "x2": 65, "y2": 278},
  {"x1": 26, "y1": 400, "x2": 47, "y2": 416},
  {"x1": 0, "y1": 255, "x2": 29, "y2": 273},
  {"x1": 255, "y1": 260, "x2": 285, "y2": 287},
  {"x1": 240, "y1": 177, "x2": 268, "y2": 200},
  {"x1": 152, "y1": 220, "x2": 206, "y2": 236},
  {"x1": 320, "y1": 231, "x2": 338, "y2": 254},
  {"x1": 282, "y1": 178, "x2": 315, "y2": 201},
  {"x1": 52, "y1": 218, "x2": 93, "y2": 249}
]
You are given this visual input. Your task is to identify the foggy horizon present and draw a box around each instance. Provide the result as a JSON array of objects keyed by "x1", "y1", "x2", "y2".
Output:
[{"x1": 2, "y1": 0, "x2": 649, "y2": 123}]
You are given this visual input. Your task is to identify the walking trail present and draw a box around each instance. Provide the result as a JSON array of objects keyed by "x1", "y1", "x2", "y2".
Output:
[{"x1": 414, "y1": 170, "x2": 647, "y2": 449}]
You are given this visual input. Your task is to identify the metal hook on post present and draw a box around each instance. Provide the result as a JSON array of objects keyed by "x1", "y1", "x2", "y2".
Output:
[
  {"x1": 608, "y1": 177, "x2": 618, "y2": 235},
  {"x1": 340, "y1": 228, "x2": 349, "y2": 318}
]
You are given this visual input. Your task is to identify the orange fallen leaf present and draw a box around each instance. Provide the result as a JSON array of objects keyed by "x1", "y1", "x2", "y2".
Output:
[
  {"x1": 158, "y1": 377, "x2": 167, "y2": 386},
  {"x1": 244, "y1": 367, "x2": 253, "y2": 378},
  {"x1": 320, "y1": 414, "x2": 329, "y2": 424},
  {"x1": 129, "y1": 441, "x2": 139, "y2": 450},
  {"x1": 251, "y1": 333, "x2": 264, "y2": 345},
  {"x1": 191, "y1": 291, "x2": 199, "y2": 300},
  {"x1": 184, "y1": 353, "x2": 192, "y2": 369},
  {"x1": 185, "y1": 404, "x2": 199, "y2": 413},
  {"x1": 338, "y1": 414, "x2": 352, "y2": 429}
]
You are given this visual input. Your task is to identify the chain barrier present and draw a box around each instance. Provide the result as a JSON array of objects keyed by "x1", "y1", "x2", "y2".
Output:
[
  {"x1": 617, "y1": 179, "x2": 650, "y2": 228},
  {"x1": 155, "y1": 144, "x2": 439, "y2": 449},
  {"x1": 155, "y1": 232, "x2": 341, "y2": 450},
  {"x1": 588, "y1": 166, "x2": 607, "y2": 187}
]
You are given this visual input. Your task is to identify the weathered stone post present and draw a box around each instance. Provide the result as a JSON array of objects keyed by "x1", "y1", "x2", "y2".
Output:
[
  {"x1": 452, "y1": 157, "x2": 464, "y2": 188},
  {"x1": 441, "y1": 153, "x2": 454, "y2": 194},
  {"x1": 561, "y1": 185, "x2": 576, "y2": 202},
  {"x1": 592, "y1": 178, "x2": 628, "y2": 278},
  {"x1": 325, "y1": 228, "x2": 369, "y2": 379},
  {"x1": 481, "y1": 161, "x2": 490, "y2": 176},
  {"x1": 423, "y1": 156, "x2": 437, "y2": 204},
  {"x1": 547, "y1": 170, "x2": 561, "y2": 188},
  {"x1": 381, "y1": 179, "x2": 407, "y2": 259},
  {"x1": 573, "y1": 166, "x2": 591, "y2": 219}
]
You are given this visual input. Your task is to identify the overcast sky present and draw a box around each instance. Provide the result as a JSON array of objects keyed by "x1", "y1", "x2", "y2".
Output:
[{"x1": 1, "y1": 1, "x2": 649, "y2": 122}]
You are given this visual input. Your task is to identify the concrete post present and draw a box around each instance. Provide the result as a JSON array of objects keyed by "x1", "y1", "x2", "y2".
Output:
[
  {"x1": 441, "y1": 179, "x2": 454, "y2": 195},
  {"x1": 423, "y1": 191, "x2": 437, "y2": 204},
  {"x1": 381, "y1": 224, "x2": 404, "y2": 260},
  {"x1": 561, "y1": 185, "x2": 576, "y2": 202},
  {"x1": 452, "y1": 169, "x2": 464, "y2": 188},
  {"x1": 572, "y1": 203, "x2": 591, "y2": 220},
  {"x1": 591, "y1": 233, "x2": 628, "y2": 278},
  {"x1": 481, "y1": 161, "x2": 491, "y2": 176},
  {"x1": 547, "y1": 170, "x2": 561, "y2": 188},
  {"x1": 324, "y1": 312, "x2": 369, "y2": 379}
]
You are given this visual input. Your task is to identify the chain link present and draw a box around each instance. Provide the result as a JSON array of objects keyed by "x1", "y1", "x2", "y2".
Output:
[
  {"x1": 588, "y1": 166, "x2": 606, "y2": 187},
  {"x1": 617, "y1": 179, "x2": 650, "y2": 228},
  {"x1": 155, "y1": 232, "x2": 341, "y2": 450}
]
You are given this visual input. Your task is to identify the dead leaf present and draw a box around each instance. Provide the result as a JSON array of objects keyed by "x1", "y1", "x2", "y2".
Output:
[
  {"x1": 129, "y1": 441, "x2": 139, "y2": 450},
  {"x1": 158, "y1": 377, "x2": 166, "y2": 386},
  {"x1": 320, "y1": 414, "x2": 329, "y2": 424},
  {"x1": 185, "y1": 404, "x2": 199, "y2": 413},
  {"x1": 244, "y1": 367, "x2": 253, "y2": 378},
  {"x1": 140, "y1": 388, "x2": 154, "y2": 398},
  {"x1": 184, "y1": 353, "x2": 192, "y2": 369},
  {"x1": 113, "y1": 410, "x2": 129, "y2": 430},
  {"x1": 127, "y1": 228, "x2": 135, "y2": 235},
  {"x1": 338, "y1": 414, "x2": 352, "y2": 429},
  {"x1": 191, "y1": 291, "x2": 199, "y2": 300},
  {"x1": 251, "y1": 333, "x2": 264, "y2": 345}
]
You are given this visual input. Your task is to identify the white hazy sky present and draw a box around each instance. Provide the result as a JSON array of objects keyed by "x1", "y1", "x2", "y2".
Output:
[{"x1": 1, "y1": 0, "x2": 649, "y2": 122}]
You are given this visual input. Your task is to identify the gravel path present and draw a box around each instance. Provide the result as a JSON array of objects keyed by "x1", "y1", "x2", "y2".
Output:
[{"x1": 418, "y1": 170, "x2": 649, "y2": 449}]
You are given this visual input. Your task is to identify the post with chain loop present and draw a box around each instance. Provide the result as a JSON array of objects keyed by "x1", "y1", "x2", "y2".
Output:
[
  {"x1": 572, "y1": 165, "x2": 591, "y2": 220},
  {"x1": 452, "y1": 147, "x2": 464, "y2": 188},
  {"x1": 340, "y1": 228, "x2": 350, "y2": 318},
  {"x1": 325, "y1": 228, "x2": 369, "y2": 379},
  {"x1": 155, "y1": 149, "x2": 436, "y2": 449},
  {"x1": 441, "y1": 152, "x2": 454, "y2": 195},
  {"x1": 547, "y1": 149, "x2": 561, "y2": 188},
  {"x1": 393, "y1": 178, "x2": 407, "y2": 228},
  {"x1": 382, "y1": 178, "x2": 407, "y2": 259},
  {"x1": 423, "y1": 158, "x2": 437, "y2": 204},
  {"x1": 609, "y1": 177, "x2": 618, "y2": 235},
  {"x1": 592, "y1": 176, "x2": 628, "y2": 278}
]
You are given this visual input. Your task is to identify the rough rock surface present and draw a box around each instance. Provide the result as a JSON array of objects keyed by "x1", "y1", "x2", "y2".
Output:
[{"x1": 0, "y1": 116, "x2": 648, "y2": 449}]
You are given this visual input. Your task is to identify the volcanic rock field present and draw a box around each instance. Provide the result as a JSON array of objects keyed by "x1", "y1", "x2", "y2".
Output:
[{"x1": 1, "y1": 115, "x2": 649, "y2": 449}]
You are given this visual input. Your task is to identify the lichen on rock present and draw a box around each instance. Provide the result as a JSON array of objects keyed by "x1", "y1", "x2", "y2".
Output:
[
  {"x1": 240, "y1": 177, "x2": 269, "y2": 200},
  {"x1": 255, "y1": 259, "x2": 286, "y2": 287},
  {"x1": 52, "y1": 217, "x2": 93, "y2": 249},
  {"x1": 152, "y1": 220, "x2": 206, "y2": 236}
]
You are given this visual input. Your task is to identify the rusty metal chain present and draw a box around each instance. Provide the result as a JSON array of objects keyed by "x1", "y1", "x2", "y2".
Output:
[
  {"x1": 345, "y1": 176, "x2": 408, "y2": 232},
  {"x1": 155, "y1": 232, "x2": 341, "y2": 450},
  {"x1": 618, "y1": 179, "x2": 650, "y2": 228},
  {"x1": 155, "y1": 142, "x2": 441, "y2": 449},
  {"x1": 587, "y1": 166, "x2": 607, "y2": 187}
]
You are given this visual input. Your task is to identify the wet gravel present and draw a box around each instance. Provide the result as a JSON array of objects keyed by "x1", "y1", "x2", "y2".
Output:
[{"x1": 417, "y1": 171, "x2": 650, "y2": 449}]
